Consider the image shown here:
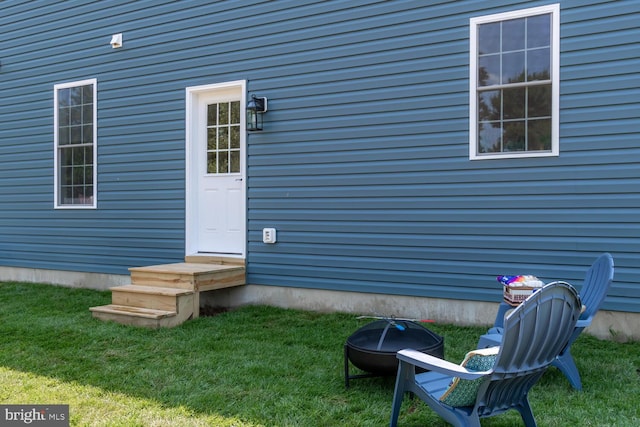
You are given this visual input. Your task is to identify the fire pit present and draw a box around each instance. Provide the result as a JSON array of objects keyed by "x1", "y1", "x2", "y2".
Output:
[{"x1": 344, "y1": 319, "x2": 444, "y2": 387}]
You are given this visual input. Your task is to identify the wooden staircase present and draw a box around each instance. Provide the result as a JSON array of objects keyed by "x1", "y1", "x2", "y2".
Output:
[{"x1": 90, "y1": 258, "x2": 245, "y2": 328}]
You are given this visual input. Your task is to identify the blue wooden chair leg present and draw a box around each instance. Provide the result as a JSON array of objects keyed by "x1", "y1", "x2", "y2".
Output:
[
  {"x1": 516, "y1": 399, "x2": 537, "y2": 427},
  {"x1": 551, "y1": 349, "x2": 582, "y2": 390},
  {"x1": 390, "y1": 362, "x2": 410, "y2": 427}
]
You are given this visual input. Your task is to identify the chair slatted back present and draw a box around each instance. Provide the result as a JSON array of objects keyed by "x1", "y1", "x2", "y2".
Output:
[
  {"x1": 495, "y1": 283, "x2": 581, "y2": 374},
  {"x1": 477, "y1": 283, "x2": 581, "y2": 414},
  {"x1": 579, "y1": 253, "x2": 614, "y2": 319}
]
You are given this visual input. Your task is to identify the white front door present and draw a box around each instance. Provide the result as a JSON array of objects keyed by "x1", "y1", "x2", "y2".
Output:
[{"x1": 186, "y1": 82, "x2": 246, "y2": 256}]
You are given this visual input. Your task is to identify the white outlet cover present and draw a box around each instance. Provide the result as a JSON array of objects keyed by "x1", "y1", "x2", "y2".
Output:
[{"x1": 263, "y1": 228, "x2": 277, "y2": 244}]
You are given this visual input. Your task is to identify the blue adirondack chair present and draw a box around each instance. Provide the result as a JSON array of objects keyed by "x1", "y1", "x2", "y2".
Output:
[
  {"x1": 390, "y1": 282, "x2": 581, "y2": 427},
  {"x1": 477, "y1": 253, "x2": 614, "y2": 390}
]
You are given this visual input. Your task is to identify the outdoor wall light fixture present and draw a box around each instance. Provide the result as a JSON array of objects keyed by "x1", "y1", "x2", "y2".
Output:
[{"x1": 246, "y1": 95, "x2": 268, "y2": 131}]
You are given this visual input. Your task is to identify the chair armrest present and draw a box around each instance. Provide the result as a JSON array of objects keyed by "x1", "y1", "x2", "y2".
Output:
[
  {"x1": 397, "y1": 349, "x2": 491, "y2": 380},
  {"x1": 576, "y1": 317, "x2": 591, "y2": 328}
]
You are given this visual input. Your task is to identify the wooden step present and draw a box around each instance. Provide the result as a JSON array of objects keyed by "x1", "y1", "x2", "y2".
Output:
[
  {"x1": 111, "y1": 284, "x2": 194, "y2": 296},
  {"x1": 90, "y1": 304, "x2": 187, "y2": 328},
  {"x1": 129, "y1": 263, "x2": 245, "y2": 291},
  {"x1": 184, "y1": 254, "x2": 245, "y2": 265},
  {"x1": 91, "y1": 261, "x2": 246, "y2": 328},
  {"x1": 110, "y1": 285, "x2": 194, "y2": 312}
]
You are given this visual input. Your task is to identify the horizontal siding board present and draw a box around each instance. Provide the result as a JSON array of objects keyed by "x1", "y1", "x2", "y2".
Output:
[
  {"x1": 247, "y1": 219, "x2": 638, "y2": 236},
  {"x1": 254, "y1": 251, "x2": 625, "y2": 269},
  {"x1": 248, "y1": 138, "x2": 465, "y2": 159},
  {"x1": 248, "y1": 212, "x2": 638, "y2": 226},
  {"x1": 562, "y1": 103, "x2": 639, "y2": 122},
  {"x1": 561, "y1": 74, "x2": 639, "y2": 95},
  {"x1": 248, "y1": 197, "x2": 640, "y2": 210},
  {"x1": 250, "y1": 157, "x2": 630, "y2": 177},
  {"x1": 0, "y1": 253, "x2": 180, "y2": 274},
  {"x1": 563, "y1": 41, "x2": 639, "y2": 65},
  {"x1": 248, "y1": 180, "x2": 640, "y2": 198},
  {"x1": 0, "y1": 222, "x2": 184, "y2": 233},
  {"x1": 246, "y1": 239, "x2": 634, "y2": 256},
  {"x1": 562, "y1": 2, "x2": 639, "y2": 29},
  {"x1": 562, "y1": 90, "x2": 640, "y2": 110},
  {"x1": 561, "y1": 58, "x2": 638, "y2": 82},
  {"x1": 245, "y1": 172, "x2": 636, "y2": 191},
  {"x1": 1, "y1": 0, "x2": 639, "y2": 313},
  {"x1": 4, "y1": 242, "x2": 180, "y2": 259},
  {"x1": 247, "y1": 248, "x2": 599, "y2": 270}
]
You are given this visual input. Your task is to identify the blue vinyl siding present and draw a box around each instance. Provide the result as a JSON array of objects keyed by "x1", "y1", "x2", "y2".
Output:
[
  {"x1": 1, "y1": 0, "x2": 639, "y2": 313},
  {"x1": 245, "y1": 0, "x2": 640, "y2": 313}
]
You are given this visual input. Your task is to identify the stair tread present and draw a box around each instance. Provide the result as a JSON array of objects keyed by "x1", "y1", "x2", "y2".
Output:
[
  {"x1": 90, "y1": 304, "x2": 175, "y2": 319},
  {"x1": 184, "y1": 255, "x2": 245, "y2": 266},
  {"x1": 129, "y1": 262, "x2": 244, "y2": 275},
  {"x1": 110, "y1": 284, "x2": 194, "y2": 296}
]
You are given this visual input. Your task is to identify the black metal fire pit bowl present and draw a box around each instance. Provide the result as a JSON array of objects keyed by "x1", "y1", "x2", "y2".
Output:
[{"x1": 344, "y1": 319, "x2": 444, "y2": 388}]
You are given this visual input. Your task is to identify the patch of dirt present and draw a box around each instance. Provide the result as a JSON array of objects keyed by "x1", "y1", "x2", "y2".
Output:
[{"x1": 200, "y1": 305, "x2": 231, "y2": 317}]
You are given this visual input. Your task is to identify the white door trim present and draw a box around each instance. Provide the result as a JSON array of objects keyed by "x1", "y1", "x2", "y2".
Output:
[{"x1": 185, "y1": 80, "x2": 247, "y2": 258}]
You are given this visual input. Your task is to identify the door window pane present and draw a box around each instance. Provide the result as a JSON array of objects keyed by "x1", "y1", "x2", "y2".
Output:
[
  {"x1": 230, "y1": 151, "x2": 240, "y2": 173},
  {"x1": 219, "y1": 151, "x2": 229, "y2": 173},
  {"x1": 207, "y1": 104, "x2": 217, "y2": 126},
  {"x1": 218, "y1": 128, "x2": 229, "y2": 150},
  {"x1": 206, "y1": 101, "x2": 242, "y2": 174},
  {"x1": 230, "y1": 101, "x2": 240, "y2": 123},
  {"x1": 230, "y1": 126, "x2": 240, "y2": 149},
  {"x1": 218, "y1": 103, "x2": 229, "y2": 125},
  {"x1": 207, "y1": 152, "x2": 217, "y2": 174},
  {"x1": 207, "y1": 129, "x2": 216, "y2": 150}
]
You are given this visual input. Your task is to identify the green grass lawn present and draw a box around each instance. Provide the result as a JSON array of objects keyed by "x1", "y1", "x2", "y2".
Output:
[{"x1": 0, "y1": 281, "x2": 639, "y2": 426}]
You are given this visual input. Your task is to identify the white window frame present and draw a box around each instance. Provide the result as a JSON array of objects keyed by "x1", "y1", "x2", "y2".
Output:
[
  {"x1": 54, "y1": 79, "x2": 98, "y2": 209},
  {"x1": 469, "y1": 4, "x2": 560, "y2": 160}
]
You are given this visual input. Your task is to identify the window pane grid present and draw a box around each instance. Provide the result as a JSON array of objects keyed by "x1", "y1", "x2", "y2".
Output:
[
  {"x1": 56, "y1": 82, "x2": 95, "y2": 206},
  {"x1": 475, "y1": 10, "x2": 553, "y2": 155},
  {"x1": 206, "y1": 101, "x2": 241, "y2": 174},
  {"x1": 478, "y1": 14, "x2": 551, "y2": 89},
  {"x1": 478, "y1": 84, "x2": 551, "y2": 153}
]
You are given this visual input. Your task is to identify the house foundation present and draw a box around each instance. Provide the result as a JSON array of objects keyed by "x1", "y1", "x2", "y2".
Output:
[{"x1": 203, "y1": 284, "x2": 640, "y2": 343}]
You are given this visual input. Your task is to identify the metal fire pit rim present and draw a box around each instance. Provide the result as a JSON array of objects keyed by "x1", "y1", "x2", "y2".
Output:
[{"x1": 344, "y1": 319, "x2": 444, "y2": 388}]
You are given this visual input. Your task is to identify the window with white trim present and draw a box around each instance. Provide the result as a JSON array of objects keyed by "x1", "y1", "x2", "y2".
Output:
[
  {"x1": 54, "y1": 79, "x2": 97, "y2": 208},
  {"x1": 470, "y1": 4, "x2": 559, "y2": 159}
]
